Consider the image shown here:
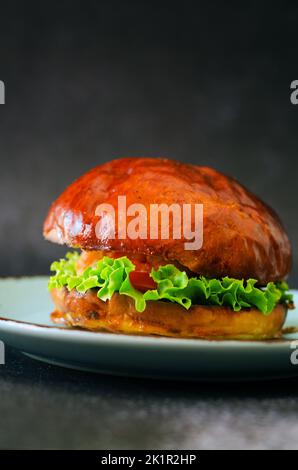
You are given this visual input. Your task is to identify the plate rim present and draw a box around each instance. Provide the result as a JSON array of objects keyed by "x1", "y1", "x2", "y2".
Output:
[
  {"x1": 0, "y1": 313, "x2": 296, "y2": 351},
  {"x1": 0, "y1": 276, "x2": 296, "y2": 350}
]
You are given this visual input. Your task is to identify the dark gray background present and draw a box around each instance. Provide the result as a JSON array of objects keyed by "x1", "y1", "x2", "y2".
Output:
[
  {"x1": 0, "y1": 1, "x2": 297, "y2": 283},
  {"x1": 1, "y1": 1, "x2": 298, "y2": 451},
  {"x1": 1, "y1": 347, "x2": 298, "y2": 450}
]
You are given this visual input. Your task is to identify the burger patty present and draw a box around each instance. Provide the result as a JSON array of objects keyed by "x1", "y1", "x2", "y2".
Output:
[{"x1": 51, "y1": 287, "x2": 287, "y2": 340}]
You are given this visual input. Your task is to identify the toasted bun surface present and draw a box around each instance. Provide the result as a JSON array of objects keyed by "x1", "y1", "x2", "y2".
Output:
[
  {"x1": 51, "y1": 287, "x2": 287, "y2": 340},
  {"x1": 44, "y1": 157, "x2": 291, "y2": 283}
]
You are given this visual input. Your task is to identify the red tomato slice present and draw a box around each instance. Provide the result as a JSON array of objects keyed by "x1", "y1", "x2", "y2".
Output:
[{"x1": 129, "y1": 271, "x2": 157, "y2": 292}]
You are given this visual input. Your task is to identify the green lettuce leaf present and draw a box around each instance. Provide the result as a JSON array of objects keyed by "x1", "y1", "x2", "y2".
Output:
[
  {"x1": 49, "y1": 252, "x2": 146, "y2": 312},
  {"x1": 48, "y1": 252, "x2": 293, "y2": 314}
]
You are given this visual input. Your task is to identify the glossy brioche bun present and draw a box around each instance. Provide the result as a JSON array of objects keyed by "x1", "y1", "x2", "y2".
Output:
[
  {"x1": 51, "y1": 287, "x2": 287, "y2": 340},
  {"x1": 44, "y1": 157, "x2": 291, "y2": 283}
]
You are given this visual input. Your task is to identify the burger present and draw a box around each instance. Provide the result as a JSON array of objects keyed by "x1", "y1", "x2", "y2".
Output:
[{"x1": 43, "y1": 157, "x2": 293, "y2": 340}]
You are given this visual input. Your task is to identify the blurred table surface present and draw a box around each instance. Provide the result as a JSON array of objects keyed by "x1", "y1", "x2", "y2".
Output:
[{"x1": 1, "y1": 346, "x2": 298, "y2": 449}]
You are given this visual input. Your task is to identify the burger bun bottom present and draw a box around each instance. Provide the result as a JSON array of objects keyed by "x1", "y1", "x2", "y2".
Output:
[{"x1": 51, "y1": 288, "x2": 287, "y2": 340}]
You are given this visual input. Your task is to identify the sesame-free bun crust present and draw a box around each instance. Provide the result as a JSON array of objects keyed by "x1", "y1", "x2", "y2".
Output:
[
  {"x1": 51, "y1": 287, "x2": 287, "y2": 340},
  {"x1": 44, "y1": 157, "x2": 291, "y2": 283}
]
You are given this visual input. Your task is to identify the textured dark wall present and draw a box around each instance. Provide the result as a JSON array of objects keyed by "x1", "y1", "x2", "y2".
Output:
[{"x1": 0, "y1": 1, "x2": 297, "y2": 283}]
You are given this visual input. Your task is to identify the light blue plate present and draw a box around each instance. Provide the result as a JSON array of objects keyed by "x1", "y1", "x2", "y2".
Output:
[{"x1": 0, "y1": 277, "x2": 297, "y2": 381}]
